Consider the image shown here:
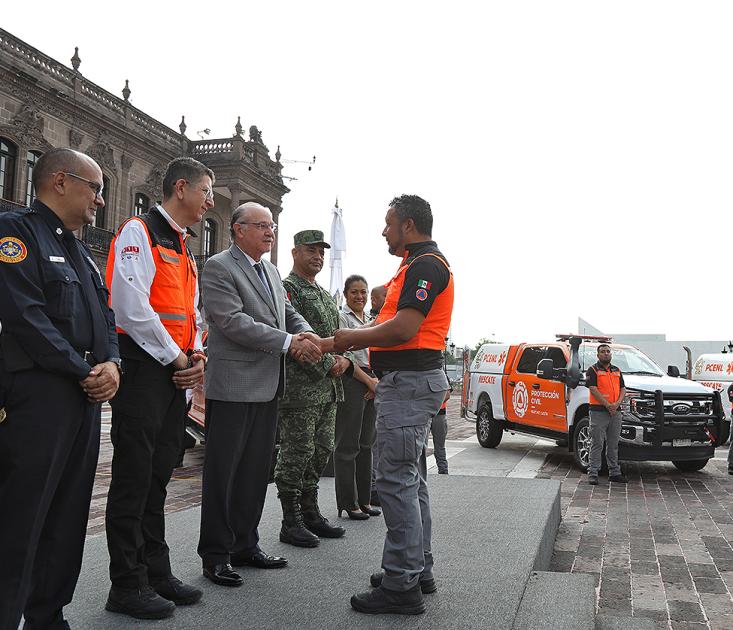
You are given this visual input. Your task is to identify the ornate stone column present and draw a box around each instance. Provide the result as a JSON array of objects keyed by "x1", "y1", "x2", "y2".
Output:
[{"x1": 270, "y1": 206, "x2": 282, "y2": 266}]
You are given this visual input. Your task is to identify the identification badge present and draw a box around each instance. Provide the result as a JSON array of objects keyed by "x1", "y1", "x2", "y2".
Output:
[{"x1": 49, "y1": 255, "x2": 66, "y2": 263}]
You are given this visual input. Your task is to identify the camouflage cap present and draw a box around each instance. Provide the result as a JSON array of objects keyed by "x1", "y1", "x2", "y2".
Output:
[{"x1": 294, "y1": 229, "x2": 331, "y2": 248}]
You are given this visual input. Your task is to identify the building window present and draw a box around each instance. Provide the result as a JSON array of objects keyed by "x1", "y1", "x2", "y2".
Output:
[
  {"x1": 203, "y1": 218, "x2": 217, "y2": 256},
  {"x1": 25, "y1": 150, "x2": 42, "y2": 206},
  {"x1": 95, "y1": 175, "x2": 110, "y2": 229},
  {"x1": 0, "y1": 138, "x2": 17, "y2": 201},
  {"x1": 134, "y1": 192, "x2": 150, "y2": 216}
]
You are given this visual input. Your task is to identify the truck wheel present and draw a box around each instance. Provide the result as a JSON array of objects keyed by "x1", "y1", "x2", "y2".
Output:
[
  {"x1": 573, "y1": 417, "x2": 592, "y2": 472},
  {"x1": 476, "y1": 401, "x2": 502, "y2": 448},
  {"x1": 672, "y1": 459, "x2": 709, "y2": 472}
]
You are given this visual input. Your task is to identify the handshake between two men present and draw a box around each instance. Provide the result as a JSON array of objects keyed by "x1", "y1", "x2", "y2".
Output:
[{"x1": 287, "y1": 331, "x2": 357, "y2": 379}]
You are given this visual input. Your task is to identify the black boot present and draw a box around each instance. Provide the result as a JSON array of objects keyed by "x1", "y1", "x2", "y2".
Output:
[
  {"x1": 301, "y1": 488, "x2": 345, "y2": 538},
  {"x1": 279, "y1": 494, "x2": 320, "y2": 548}
]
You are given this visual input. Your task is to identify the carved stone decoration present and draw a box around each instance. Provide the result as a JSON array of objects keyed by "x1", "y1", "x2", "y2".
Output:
[
  {"x1": 69, "y1": 128, "x2": 83, "y2": 149},
  {"x1": 235, "y1": 116, "x2": 243, "y2": 137},
  {"x1": 86, "y1": 133, "x2": 116, "y2": 172},
  {"x1": 122, "y1": 79, "x2": 131, "y2": 102},
  {"x1": 71, "y1": 47, "x2": 81, "y2": 72},
  {"x1": 249, "y1": 125, "x2": 262, "y2": 144},
  {"x1": 275, "y1": 145, "x2": 281, "y2": 163},
  {"x1": 179, "y1": 116, "x2": 187, "y2": 135},
  {"x1": 10, "y1": 101, "x2": 52, "y2": 150},
  {"x1": 136, "y1": 163, "x2": 165, "y2": 202},
  {"x1": 120, "y1": 154, "x2": 133, "y2": 171}
]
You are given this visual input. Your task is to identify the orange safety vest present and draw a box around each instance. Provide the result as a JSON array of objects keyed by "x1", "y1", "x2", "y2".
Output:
[
  {"x1": 588, "y1": 364, "x2": 623, "y2": 406},
  {"x1": 370, "y1": 252, "x2": 454, "y2": 356},
  {"x1": 106, "y1": 213, "x2": 198, "y2": 354}
]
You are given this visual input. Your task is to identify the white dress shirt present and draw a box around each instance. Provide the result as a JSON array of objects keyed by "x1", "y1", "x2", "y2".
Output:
[
  {"x1": 235, "y1": 245, "x2": 292, "y2": 353},
  {"x1": 109, "y1": 204, "x2": 203, "y2": 365}
]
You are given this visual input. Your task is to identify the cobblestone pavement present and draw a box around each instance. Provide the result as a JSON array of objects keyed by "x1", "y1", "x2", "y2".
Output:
[
  {"x1": 543, "y1": 448, "x2": 733, "y2": 630},
  {"x1": 89, "y1": 397, "x2": 473, "y2": 537}
]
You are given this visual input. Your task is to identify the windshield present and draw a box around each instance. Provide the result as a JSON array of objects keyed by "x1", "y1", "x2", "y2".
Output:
[{"x1": 579, "y1": 345, "x2": 664, "y2": 377}]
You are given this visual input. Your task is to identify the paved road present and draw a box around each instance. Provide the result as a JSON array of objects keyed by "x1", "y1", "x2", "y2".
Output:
[{"x1": 91, "y1": 398, "x2": 733, "y2": 629}]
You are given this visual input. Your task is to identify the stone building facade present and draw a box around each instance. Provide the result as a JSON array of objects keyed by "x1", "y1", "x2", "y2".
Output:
[{"x1": 0, "y1": 27, "x2": 290, "y2": 271}]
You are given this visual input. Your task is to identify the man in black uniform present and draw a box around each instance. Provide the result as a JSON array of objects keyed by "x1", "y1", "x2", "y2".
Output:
[{"x1": 0, "y1": 148, "x2": 121, "y2": 630}]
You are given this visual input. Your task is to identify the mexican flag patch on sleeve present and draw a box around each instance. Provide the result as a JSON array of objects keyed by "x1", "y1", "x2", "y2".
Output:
[{"x1": 417, "y1": 279, "x2": 432, "y2": 290}]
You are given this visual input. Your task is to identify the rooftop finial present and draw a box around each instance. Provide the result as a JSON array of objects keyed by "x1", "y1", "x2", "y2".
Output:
[
  {"x1": 71, "y1": 46, "x2": 81, "y2": 72},
  {"x1": 335, "y1": 197, "x2": 339, "y2": 208},
  {"x1": 179, "y1": 115, "x2": 187, "y2": 135},
  {"x1": 275, "y1": 145, "x2": 281, "y2": 162},
  {"x1": 122, "y1": 79, "x2": 131, "y2": 102},
  {"x1": 235, "y1": 116, "x2": 243, "y2": 137}
]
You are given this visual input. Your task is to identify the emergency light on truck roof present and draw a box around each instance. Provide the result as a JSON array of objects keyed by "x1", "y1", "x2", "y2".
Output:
[{"x1": 555, "y1": 333, "x2": 613, "y2": 343}]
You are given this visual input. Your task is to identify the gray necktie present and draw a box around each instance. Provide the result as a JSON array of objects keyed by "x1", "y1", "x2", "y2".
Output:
[{"x1": 253, "y1": 262, "x2": 272, "y2": 300}]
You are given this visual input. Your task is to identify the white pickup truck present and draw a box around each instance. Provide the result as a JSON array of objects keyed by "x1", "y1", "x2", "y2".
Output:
[
  {"x1": 692, "y1": 353, "x2": 733, "y2": 423},
  {"x1": 461, "y1": 335, "x2": 726, "y2": 472}
]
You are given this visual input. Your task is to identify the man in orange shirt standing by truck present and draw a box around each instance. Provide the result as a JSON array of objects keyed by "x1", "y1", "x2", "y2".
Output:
[{"x1": 586, "y1": 344, "x2": 628, "y2": 485}]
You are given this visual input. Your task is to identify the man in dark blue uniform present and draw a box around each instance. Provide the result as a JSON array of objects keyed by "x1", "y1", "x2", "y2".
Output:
[{"x1": 0, "y1": 148, "x2": 121, "y2": 630}]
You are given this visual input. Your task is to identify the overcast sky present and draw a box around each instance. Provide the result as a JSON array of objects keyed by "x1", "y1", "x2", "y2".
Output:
[{"x1": 4, "y1": 2, "x2": 733, "y2": 348}]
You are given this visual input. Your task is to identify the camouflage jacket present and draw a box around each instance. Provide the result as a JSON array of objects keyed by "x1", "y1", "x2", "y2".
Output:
[{"x1": 280, "y1": 272, "x2": 350, "y2": 408}]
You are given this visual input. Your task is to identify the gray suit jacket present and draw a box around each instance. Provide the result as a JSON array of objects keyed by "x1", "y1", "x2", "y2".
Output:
[{"x1": 202, "y1": 245, "x2": 311, "y2": 402}]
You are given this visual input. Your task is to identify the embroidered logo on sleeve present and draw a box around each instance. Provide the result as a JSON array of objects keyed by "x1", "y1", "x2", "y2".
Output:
[
  {"x1": 0, "y1": 237, "x2": 28, "y2": 263},
  {"x1": 121, "y1": 245, "x2": 140, "y2": 261},
  {"x1": 416, "y1": 288, "x2": 428, "y2": 301},
  {"x1": 417, "y1": 279, "x2": 432, "y2": 290}
]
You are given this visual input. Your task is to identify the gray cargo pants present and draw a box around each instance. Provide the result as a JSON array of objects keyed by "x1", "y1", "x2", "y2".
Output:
[
  {"x1": 374, "y1": 368, "x2": 449, "y2": 592},
  {"x1": 589, "y1": 408, "x2": 622, "y2": 476}
]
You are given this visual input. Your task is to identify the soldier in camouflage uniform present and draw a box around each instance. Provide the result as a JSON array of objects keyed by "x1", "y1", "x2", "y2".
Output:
[{"x1": 275, "y1": 230, "x2": 353, "y2": 548}]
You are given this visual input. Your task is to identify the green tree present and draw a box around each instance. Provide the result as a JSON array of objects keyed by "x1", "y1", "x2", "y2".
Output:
[{"x1": 470, "y1": 337, "x2": 501, "y2": 360}]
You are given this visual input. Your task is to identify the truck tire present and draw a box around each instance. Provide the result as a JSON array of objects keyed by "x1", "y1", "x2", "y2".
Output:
[
  {"x1": 573, "y1": 417, "x2": 592, "y2": 472},
  {"x1": 476, "y1": 400, "x2": 502, "y2": 448},
  {"x1": 672, "y1": 459, "x2": 709, "y2": 472}
]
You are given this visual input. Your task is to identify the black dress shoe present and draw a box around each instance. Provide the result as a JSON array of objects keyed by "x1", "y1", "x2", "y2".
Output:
[
  {"x1": 370, "y1": 571, "x2": 437, "y2": 594},
  {"x1": 351, "y1": 585, "x2": 426, "y2": 615},
  {"x1": 360, "y1": 504, "x2": 382, "y2": 517},
  {"x1": 105, "y1": 585, "x2": 175, "y2": 619},
  {"x1": 338, "y1": 507, "x2": 369, "y2": 520},
  {"x1": 231, "y1": 549, "x2": 288, "y2": 569},
  {"x1": 609, "y1": 474, "x2": 628, "y2": 483},
  {"x1": 149, "y1": 575, "x2": 202, "y2": 605},
  {"x1": 202, "y1": 563, "x2": 243, "y2": 587}
]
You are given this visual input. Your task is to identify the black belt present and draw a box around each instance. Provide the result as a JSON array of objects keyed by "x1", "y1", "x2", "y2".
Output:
[{"x1": 374, "y1": 370, "x2": 395, "y2": 379}]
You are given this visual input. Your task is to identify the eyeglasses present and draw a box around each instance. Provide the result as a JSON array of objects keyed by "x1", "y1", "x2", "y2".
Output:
[
  {"x1": 184, "y1": 180, "x2": 214, "y2": 201},
  {"x1": 236, "y1": 221, "x2": 278, "y2": 232},
  {"x1": 58, "y1": 172, "x2": 104, "y2": 198}
]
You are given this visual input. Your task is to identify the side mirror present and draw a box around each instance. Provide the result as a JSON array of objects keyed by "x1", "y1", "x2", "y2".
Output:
[
  {"x1": 537, "y1": 358, "x2": 554, "y2": 380},
  {"x1": 667, "y1": 365, "x2": 680, "y2": 378},
  {"x1": 566, "y1": 336, "x2": 582, "y2": 389}
]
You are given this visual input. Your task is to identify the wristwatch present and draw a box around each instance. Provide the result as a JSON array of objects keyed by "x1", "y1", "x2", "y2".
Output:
[{"x1": 109, "y1": 357, "x2": 124, "y2": 375}]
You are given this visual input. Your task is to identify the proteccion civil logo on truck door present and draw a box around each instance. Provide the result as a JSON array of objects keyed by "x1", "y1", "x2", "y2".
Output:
[{"x1": 513, "y1": 381, "x2": 529, "y2": 418}]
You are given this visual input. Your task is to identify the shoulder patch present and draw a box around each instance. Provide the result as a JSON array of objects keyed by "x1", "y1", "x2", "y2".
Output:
[
  {"x1": 416, "y1": 288, "x2": 428, "y2": 301},
  {"x1": 0, "y1": 237, "x2": 28, "y2": 263}
]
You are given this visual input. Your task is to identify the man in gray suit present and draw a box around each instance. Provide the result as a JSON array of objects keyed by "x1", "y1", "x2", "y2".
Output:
[{"x1": 197, "y1": 202, "x2": 322, "y2": 587}]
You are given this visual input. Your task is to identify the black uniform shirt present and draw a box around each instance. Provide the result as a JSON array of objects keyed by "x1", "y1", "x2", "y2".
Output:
[
  {"x1": 371, "y1": 241, "x2": 450, "y2": 372},
  {"x1": 0, "y1": 200, "x2": 118, "y2": 380}
]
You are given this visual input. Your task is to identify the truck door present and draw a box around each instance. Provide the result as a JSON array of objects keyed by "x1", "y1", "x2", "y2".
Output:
[{"x1": 506, "y1": 345, "x2": 567, "y2": 432}]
